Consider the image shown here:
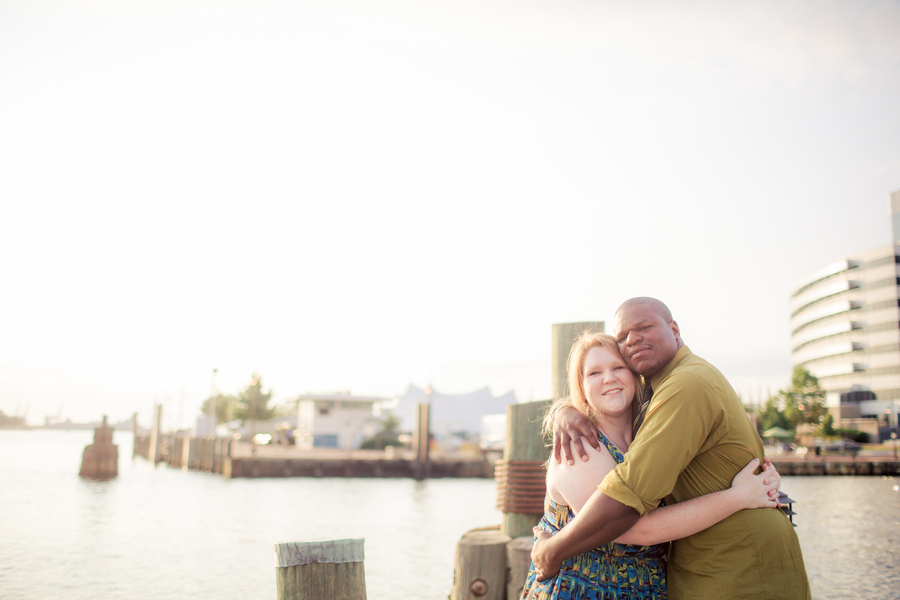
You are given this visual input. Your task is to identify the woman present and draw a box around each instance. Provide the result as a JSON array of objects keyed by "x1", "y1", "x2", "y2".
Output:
[{"x1": 520, "y1": 332, "x2": 780, "y2": 600}]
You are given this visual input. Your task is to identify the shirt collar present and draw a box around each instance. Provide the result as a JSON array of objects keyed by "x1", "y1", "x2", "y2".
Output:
[{"x1": 649, "y1": 344, "x2": 692, "y2": 392}]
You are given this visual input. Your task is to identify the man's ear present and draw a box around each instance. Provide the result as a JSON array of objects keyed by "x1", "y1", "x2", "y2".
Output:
[{"x1": 670, "y1": 320, "x2": 680, "y2": 341}]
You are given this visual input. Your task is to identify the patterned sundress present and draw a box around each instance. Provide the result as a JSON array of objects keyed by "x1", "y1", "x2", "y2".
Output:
[{"x1": 520, "y1": 431, "x2": 667, "y2": 600}]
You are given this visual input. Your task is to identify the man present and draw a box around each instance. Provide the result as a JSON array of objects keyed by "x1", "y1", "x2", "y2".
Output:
[{"x1": 531, "y1": 297, "x2": 810, "y2": 599}]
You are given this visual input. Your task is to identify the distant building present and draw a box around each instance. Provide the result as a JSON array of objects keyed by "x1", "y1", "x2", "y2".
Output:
[
  {"x1": 789, "y1": 189, "x2": 900, "y2": 441},
  {"x1": 295, "y1": 393, "x2": 386, "y2": 450}
]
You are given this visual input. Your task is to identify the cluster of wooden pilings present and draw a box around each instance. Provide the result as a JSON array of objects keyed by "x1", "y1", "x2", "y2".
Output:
[
  {"x1": 134, "y1": 431, "x2": 231, "y2": 474},
  {"x1": 131, "y1": 404, "x2": 233, "y2": 474},
  {"x1": 449, "y1": 400, "x2": 550, "y2": 600},
  {"x1": 133, "y1": 430, "x2": 493, "y2": 479}
]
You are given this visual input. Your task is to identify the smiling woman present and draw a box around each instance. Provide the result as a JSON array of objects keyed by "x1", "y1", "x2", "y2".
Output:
[{"x1": 581, "y1": 346, "x2": 637, "y2": 427}]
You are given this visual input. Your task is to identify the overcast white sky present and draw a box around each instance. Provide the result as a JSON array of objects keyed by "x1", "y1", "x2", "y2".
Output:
[{"x1": 2, "y1": 0, "x2": 899, "y2": 429}]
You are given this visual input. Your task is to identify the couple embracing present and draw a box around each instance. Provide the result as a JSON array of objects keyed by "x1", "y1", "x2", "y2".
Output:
[{"x1": 522, "y1": 297, "x2": 810, "y2": 600}]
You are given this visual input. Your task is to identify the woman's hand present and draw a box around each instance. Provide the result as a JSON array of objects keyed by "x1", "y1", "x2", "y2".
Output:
[
  {"x1": 552, "y1": 406, "x2": 601, "y2": 465},
  {"x1": 730, "y1": 458, "x2": 780, "y2": 510},
  {"x1": 762, "y1": 458, "x2": 782, "y2": 502}
]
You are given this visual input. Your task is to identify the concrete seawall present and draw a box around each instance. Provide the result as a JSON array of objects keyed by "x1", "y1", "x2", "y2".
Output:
[
  {"x1": 769, "y1": 456, "x2": 900, "y2": 476},
  {"x1": 133, "y1": 433, "x2": 496, "y2": 479}
]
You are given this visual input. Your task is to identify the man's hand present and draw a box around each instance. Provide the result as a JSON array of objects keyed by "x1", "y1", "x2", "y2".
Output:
[
  {"x1": 552, "y1": 405, "x2": 601, "y2": 464},
  {"x1": 530, "y1": 527, "x2": 562, "y2": 582},
  {"x1": 762, "y1": 458, "x2": 782, "y2": 506}
]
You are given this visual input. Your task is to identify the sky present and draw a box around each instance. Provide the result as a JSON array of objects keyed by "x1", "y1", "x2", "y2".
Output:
[{"x1": 1, "y1": 0, "x2": 899, "y2": 429}]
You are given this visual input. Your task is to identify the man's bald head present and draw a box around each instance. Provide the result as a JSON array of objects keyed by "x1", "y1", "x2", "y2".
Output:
[
  {"x1": 615, "y1": 297, "x2": 673, "y2": 322},
  {"x1": 613, "y1": 297, "x2": 683, "y2": 377}
]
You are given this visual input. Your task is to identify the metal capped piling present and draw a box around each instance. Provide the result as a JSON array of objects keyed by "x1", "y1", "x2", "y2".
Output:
[{"x1": 274, "y1": 538, "x2": 366, "y2": 600}]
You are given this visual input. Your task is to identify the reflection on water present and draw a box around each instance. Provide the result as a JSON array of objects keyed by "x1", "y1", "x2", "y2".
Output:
[
  {"x1": 0, "y1": 430, "x2": 898, "y2": 599},
  {"x1": 0, "y1": 430, "x2": 501, "y2": 600},
  {"x1": 785, "y1": 475, "x2": 900, "y2": 600}
]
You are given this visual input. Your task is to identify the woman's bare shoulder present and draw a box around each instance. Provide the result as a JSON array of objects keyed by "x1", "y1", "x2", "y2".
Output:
[{"x1": 546, "y1": 439, "x2": 618, "y2": 513}]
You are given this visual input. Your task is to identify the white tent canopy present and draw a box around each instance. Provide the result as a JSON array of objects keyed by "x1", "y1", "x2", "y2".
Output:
[{"x1": 394, "y1": 383, "x2": 518, "y2": 437}]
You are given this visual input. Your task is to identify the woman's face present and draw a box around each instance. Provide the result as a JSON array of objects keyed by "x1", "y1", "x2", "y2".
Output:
[{"x1": 582, "y1": 345, "x2": 636, "y2": 419}]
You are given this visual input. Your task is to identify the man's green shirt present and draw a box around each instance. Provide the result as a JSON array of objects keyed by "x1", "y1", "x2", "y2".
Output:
[{"x1": 600, "y1": 346, "x2": 810, "y2": 600}]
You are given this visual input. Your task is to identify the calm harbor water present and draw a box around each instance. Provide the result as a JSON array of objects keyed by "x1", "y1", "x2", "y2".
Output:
[{"x1": 0, "y1": 430, "x2": 898, "y2": 599}]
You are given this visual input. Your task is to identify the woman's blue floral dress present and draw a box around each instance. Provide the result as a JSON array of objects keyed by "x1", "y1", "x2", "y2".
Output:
[{"x1": 520, "y1": 431, "x2": 667, "y2": 600}]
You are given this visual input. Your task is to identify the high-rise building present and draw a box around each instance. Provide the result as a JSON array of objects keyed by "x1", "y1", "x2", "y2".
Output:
[{"x1": 788, "y1": 190, "x2": 900, "y2": 441}]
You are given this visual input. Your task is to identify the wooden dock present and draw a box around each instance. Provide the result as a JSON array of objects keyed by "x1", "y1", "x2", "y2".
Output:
[{"x1": 133, "y1": 433, "x2": 497, "y2": 479}]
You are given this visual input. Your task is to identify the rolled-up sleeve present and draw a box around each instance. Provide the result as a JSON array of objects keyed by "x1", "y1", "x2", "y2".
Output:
[{"x1": 599, "y1": 371, "x2": 724, "y2": 515}]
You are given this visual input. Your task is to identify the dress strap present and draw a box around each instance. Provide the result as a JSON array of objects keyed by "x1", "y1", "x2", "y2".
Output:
[{"x1": 596, "y1": 430, "x2": 625, "y2": 464}]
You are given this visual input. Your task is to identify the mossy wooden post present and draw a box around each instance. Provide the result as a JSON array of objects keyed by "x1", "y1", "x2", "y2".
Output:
[
  {"x1": 551, "y1": 322, "x2": 604, "y2": 400},
  {"x1": 148, "y1": 404, "x2": 163, "y2": 466},
  {"x1": 274, "y1": 538, "x2": 366, "y2": 600},
  {"x1": 450, "y1": 529, "x2": 511, "y2": 600},
  {"x1": 413, "y1": 402, "x2": 430, "y2": 480},
  {"x1": 500, "y1": 400, "x2": 551, "y2": 538}
]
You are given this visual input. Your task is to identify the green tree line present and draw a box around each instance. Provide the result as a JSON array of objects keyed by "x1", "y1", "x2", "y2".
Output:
[
  {"x1": 201, "y1": 373, "x2": 279, "y2": 422},
  {"x1": 756, "y1": 366, "x2": 865, "y2": 442}
]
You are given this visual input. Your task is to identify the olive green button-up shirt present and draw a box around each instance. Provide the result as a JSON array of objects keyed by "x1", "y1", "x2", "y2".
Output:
[{"x1": 600, "y1": 346, "x2": 810, "y2": 600}]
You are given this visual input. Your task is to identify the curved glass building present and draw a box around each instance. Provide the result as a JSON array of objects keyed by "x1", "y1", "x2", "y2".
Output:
[{"x1": 789, "y1": 190, "x2": 900, "y2": 440}]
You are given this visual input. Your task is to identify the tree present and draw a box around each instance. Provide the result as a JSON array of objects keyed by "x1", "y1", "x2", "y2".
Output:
[
  {"x1": 201, "y1": 394, "x2": 238, "y2": 423},
  {"x1": 780, "y1": 366, "x2": 827, "y2": 427},
  {"x1": 360, "y1": 411, "x2": 403, "y2": 450},
  {"x1": 819, "y1": 413, "x2": 836, "y2": 437},
  {"x1": 757, "y1": 395, "x2": 790, "y2": 432},
  {"x1": 271, "y1": 401, "x2": 298, "y2": 419},
  {"x1": 235, "y1": 373, "x2": 275, "y2": 422}
]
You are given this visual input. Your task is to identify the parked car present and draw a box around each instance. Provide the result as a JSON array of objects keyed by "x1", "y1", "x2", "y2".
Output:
[{"x1": 814, "y1": 439, "x2": 862, "y2": 456}]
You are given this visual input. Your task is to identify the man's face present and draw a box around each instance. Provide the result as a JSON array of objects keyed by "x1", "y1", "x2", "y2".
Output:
[{"x1": 613, "y1": 303, "x2": 680, "y2": 378}]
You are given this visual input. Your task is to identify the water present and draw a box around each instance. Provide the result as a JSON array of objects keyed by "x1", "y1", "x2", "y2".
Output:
[{"x1": 1, "y1": 430, "x2": 898, "y2": 599}]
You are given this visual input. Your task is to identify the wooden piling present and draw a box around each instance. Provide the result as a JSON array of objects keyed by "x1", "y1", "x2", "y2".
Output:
[
  {"x1": 274, "y1": 538, "x2": 366, "y2": 600},
  {"x1": 148, "y1": 404, "x2": 162, "y2": 466},
  {"x1": 500, "y1": 400, "x2": 550, "y2": 539},
  {"x1": 131, "y1": 412, "x2": 138, "y2": 458},
  {"x1": 182, "y1": 437, "x2": 191, "y2": 471},
  {"x1": 79, "y1": 415, "x2": 118, "y2": 480},
  {"x1": 551, "y1": 322, "x2": 604, "y2": 400},
  {"x1": 450, "y1": 529, "x2": 511, "y2": 600},
  {"x1": 413, "y1": 403, "x2": 431, "y2": 480},
  {"x1": 206, "y1": 438, "x2": 215, "y2": 472}
]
